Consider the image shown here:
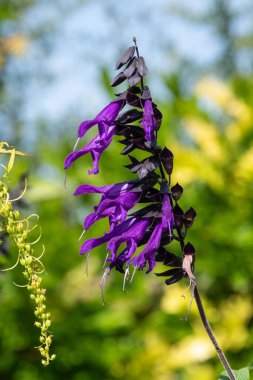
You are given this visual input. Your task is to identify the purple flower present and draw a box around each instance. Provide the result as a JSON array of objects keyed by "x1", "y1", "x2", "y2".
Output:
[
  {"x1": 64, "y1": 124, "x2": 115, "y2": 175},
  {"x1": 73, "y1": 181, "x2": 138, "y2": 198},
  {"x1": 83, "y1": 192, "x2": 140, "y2": 231},
  {"x1": 78, "y1": 99, "x2": 124, "y2": 139},
  {"x1": 74, "y1": 181, "x2": 141, "y2": 232},
  {"x1": 80, "y1": 217, "x2": 149, "y2": 255},
  {"x1": 65, "y1": 99, "x2": 124, "y2": 175},
  {"x1": 106, "y1": 218, "x2": 151, "y2": 263},
  {"x1": 161, "y1": 194, "x2": 174, "y2": 234},
  {"x1": 131, "y1": 223, "x2": 162, "y2": 273},
  {"x1": 131, "y1": 194, "x2": 174, "y2": 273},
  {"x1": 141, "y1": 99, "x2": 156, "y2": 143},
  {"x1": 80, "y1": 191, "x2": 174, "y2": 275}
]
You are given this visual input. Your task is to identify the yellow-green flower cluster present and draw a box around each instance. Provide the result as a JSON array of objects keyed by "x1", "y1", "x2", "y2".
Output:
[{"x1": 0, "y1": 143, "x2": 55, "y2": 365}]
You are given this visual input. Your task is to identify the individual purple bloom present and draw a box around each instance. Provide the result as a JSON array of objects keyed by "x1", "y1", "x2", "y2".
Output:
[
  {"x1": 106, "y1": 218, "x2": 151, "y2": 264},
  {"x1": 83, "y1": 192, "x2": 140, "y2": 231},
  {"x1": 74, "y1": 181, "x2": 137, "y2": 198},
  {"x1": 83, "y1": 206, "x2": 115, "y2": 231},
  {"x1": 161, "y1": 194, "x2": 174, "y2": 235},
  {"x1": 64, "y1": 124, "x2": 116, "y2": 175},
  {"x1": 132, "y1": 194, "x2": 174, "y2": 273},
  {"x1": 132, "y1": 223, "x2": 163, "y2": 273},
  {"x1": 80, "y1": 217, "x2": 147, "y2": 255},
  {"x1": 141, "y1": 99, "x2": 156, "y2": 143},
  {"x1": 78, "y1": 99, "x2": 124, "y2": 138}
]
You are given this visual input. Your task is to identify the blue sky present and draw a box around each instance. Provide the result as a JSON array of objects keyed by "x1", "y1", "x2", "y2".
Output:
[{"x1": 1, "y1": 0, "x2": 252, "y2": 143}]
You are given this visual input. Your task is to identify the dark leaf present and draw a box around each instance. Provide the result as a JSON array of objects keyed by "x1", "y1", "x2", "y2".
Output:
[
  {"x1": 124, "y1": 57, "x2": 137, "y2": 77},
  {"x1": 116, "y1": 109, "x2": 143, "y2": 124},
  {"x1": 115, "y1": 91, "x2": 128, "y2": 101},
  {"x1": 126, "y1": 86, "x2": 142, "y2": 107},
  {"x1": 144, "y1": 139, "x2": 156, "y2": 149},
  {"x1": 121, "y1": 143, "x2": 135, "y2": 155},
  {"x1": 128, "y1": 71, "x2": 141, "y2": 86},
  {"x1": 183, "y1": 242, "x2": 195, "y2": 256},
  {"x1": 111, "y1": 71, "x2": 127, "y2": 87},
  {"x1": 173, "y1": 204, "x2": 184, "y2": 229},
  {"x1": 124, "y1": 162, "x2": 141, "y2": 171},
  {"x1": 165, "y1": 272, "x2": 184, "y2": 285},
  {"x1": 153, "y1": 104, "x2": 163, "y2": 129},
  {"x1": 160, "y1": 179, "x2": 169, "y2": 194},
  {"x1": 156, "y1": 247, "x2": 182, "y2": 267},
  {"x1": 130, "y1": 137, "x2": 154, "y2": 153},
  {"x1": 164, "y1": 253, "x2": 182, "y2": 267},
  {"x1": 137, "y1": 157, "x2": 160, "y2": 178},
  {"x1": 128, "y1": 86, "x2": 141, "y2": 95},
  {"x1": 115, "y1": 125, "x2": 131, "y2": 136},
  {"x1": 127, "y1": 162, "x2": 142, "y2": 172},
  {"x1": 171, "y1": 183, "x2": 184, "y2": 201},
  {"x1": 160, "y1": 234, "x2": 174, "y2": 246},
  {"x1": 137, "y1": 56, "x2": 148, "y2": 76},
  {"x1": 131, "y1": 174, "x2": 159, "y2": 193},
  {"x1": 118, "y1": 139, "x2": 128, "y2": 145},
  {"x1": 139, "y1": 188, "x2": 161, "y2": 203},
  {"x1": 141, "y1": 86, "x2": 151, "y2": 100},
  {"x1": 160, "y1": 147, "x2": 174, "y2": 175},
  {"x1": 128, "y1": 156, "x2": 156, "y2": 173},
  {"x1": 115, "y1": 46, "x2": 136, "y2": 70},
  {"x1": 184, "y1": 207, "x2": 197, "y2": 228},
  {"x1": 156, "y1": 268, "x2": 183, "y2": 277},
  {"x1": 128, "y1": 155, "x2": 139, "y2": 164},
  {"x1": 131, "y1": 204, "x2": 161, "y2": 218}
]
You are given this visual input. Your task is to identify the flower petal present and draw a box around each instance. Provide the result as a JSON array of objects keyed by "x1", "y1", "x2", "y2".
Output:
[
  {"x1": 78, "y1": 99, "x2": 124, "y2": 138},
  {"x1": 161, "y1": 194, "x2": 174, "y2": 233},
  {"x1": 132, "y1": 223, "x2": 163, "y2": 272},
  {"x1": 64, "y1": 136, "x2": 97, "y2": 169},
  {"x1": 141, "y1": 99, "x2": 156, "y2": 142},
  {"x1": 80, "y1": 217, "x2": 137, "y2": 254}
]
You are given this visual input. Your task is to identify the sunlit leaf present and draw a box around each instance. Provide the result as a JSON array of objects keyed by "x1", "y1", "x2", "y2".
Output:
[{"x1": 218, "y1": 367, "x2": 250, "y2": 380}]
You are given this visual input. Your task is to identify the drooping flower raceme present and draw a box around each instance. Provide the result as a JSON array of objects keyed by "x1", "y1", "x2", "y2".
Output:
[
  {"x1": 65, "y1": 41, "x2": 197, "y2": 294},
  {"x1": 65, "y1": 41, "x2": 241, "y2": 380}
]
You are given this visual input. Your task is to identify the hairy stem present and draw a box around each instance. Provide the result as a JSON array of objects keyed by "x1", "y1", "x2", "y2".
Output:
[{"x1": 194, "y1": 286, "x2": 236, "y2": 380}]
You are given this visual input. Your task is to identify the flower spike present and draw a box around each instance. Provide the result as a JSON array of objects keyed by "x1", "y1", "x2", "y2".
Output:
[
  {"x1": 65, "y1": 41, "x2": 196, "y2": 288},
  {"x1": 65, "y1": 41, "x2": 239, "y2": 380}
]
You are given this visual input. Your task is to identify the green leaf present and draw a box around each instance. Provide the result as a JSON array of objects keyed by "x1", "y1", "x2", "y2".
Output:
[{"x1": 218, "y1": 367, "x2": 250, "y2": 380}]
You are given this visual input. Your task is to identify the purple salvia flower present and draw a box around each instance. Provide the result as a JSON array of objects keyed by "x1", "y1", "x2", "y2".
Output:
[
  {"x1": 80, "y1": 216, "x2": 154, "y2": 282},
  {"x1": 106, "y1": 218, "x2": 151, "y2": 263},
  {"x1": 132, "y1": 223, "x2": 163, "y2": 273},
  {"x1": 161, "y1": 194, "x2": 174, "y2": 235},
  {"x1": 64, "y1": 124, "x2": 116, "y2": 175},
  {"x1": 132, "y1": 194, "x2": 174, "y2": 273},
  {"x1": 83, "y1": 206, "x2": 115, "y2": 231},
  {"x1": 83, "y1": 192, "x2": 140, "y2": 231},
  {"x1": 80, "y1": 217, "x2": 144, "y2": 254},
  {"x1": 66, "y1": 41, "x2": 198, "y2": 297},
  {"x1": 78, "y1": 99, "x2": 124, "y2": 138},
  {"x1": 74, "y1": 181, "x2": 136, "y2": 197},
  {"x1": 141, "y1": 99, "x2": 156, "y2": 143}
]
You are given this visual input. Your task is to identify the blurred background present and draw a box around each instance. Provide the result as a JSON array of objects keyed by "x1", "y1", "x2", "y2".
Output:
[{"x1": 0, "y1": 0, "x2": 253, "y2": 379}]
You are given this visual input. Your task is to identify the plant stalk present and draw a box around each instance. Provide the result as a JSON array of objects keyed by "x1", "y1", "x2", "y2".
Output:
[{"x1": 194, "y1": 286, "x2": 236, "y2": 380}]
